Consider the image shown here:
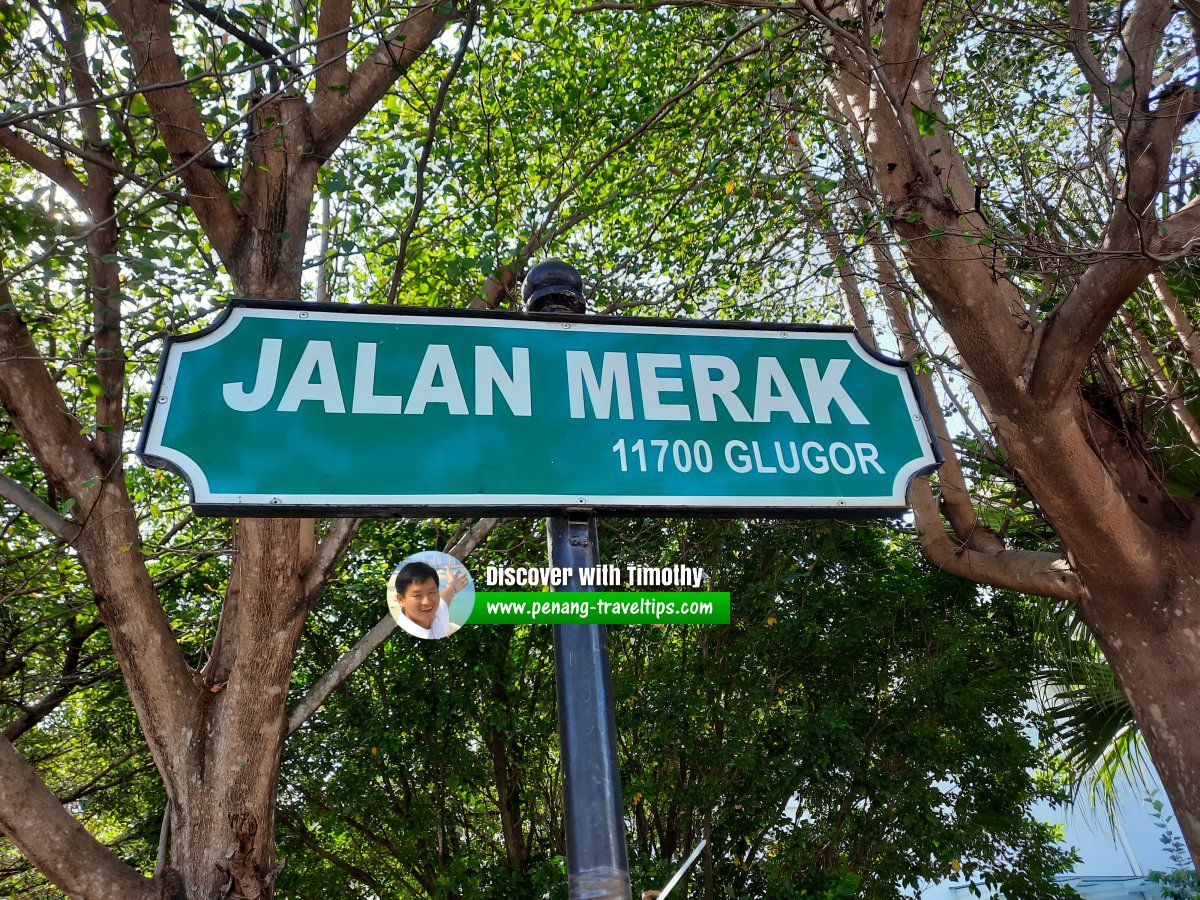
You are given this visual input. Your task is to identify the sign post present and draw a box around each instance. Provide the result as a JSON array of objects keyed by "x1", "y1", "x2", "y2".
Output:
[
  {"x1": 548, "y1": 514, "x2": 630, "y2": 899},
  {"x1": 527, "y1": 261, "x2": 631, "y2": 900}
]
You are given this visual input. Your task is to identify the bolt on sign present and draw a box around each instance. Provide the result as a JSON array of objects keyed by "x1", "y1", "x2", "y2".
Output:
[{"x1": 138, "y1": 300, "x2": 941, "y2": 515}]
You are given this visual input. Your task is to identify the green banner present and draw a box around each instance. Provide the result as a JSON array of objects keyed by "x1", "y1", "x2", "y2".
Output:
[{"x1": 468, "y1": 592, "x2": 730, "y2": 625}]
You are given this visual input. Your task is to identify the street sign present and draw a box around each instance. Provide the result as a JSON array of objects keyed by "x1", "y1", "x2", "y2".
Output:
[{"x1": 138, "y1": 300, "x2": 941, "y2": 515}]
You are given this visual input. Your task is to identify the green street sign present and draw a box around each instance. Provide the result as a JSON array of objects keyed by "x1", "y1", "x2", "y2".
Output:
[{"x1": 138, "y1": 300, "x2": 941, "y2": 516}]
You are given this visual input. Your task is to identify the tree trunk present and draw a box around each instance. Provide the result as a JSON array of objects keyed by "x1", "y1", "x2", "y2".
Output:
[
  {"x1": 163, "y1": 518, "x2": 310, "y2": 898},
  {"x1": 136, "y1": 95, "x2": 317, "y2": 891},
  {"x1": 155, "y1": 185, "x2": 314, "y2": 893},
  {"x1": 140, "y1": 78, "x2": 320, "y2": 884},
  {"x1": 1085, "y1": 570, "x2": 1200, "y2": 851},
  {"x1": 996, "y1": 401, "x2": 1200, "y2": 853}
]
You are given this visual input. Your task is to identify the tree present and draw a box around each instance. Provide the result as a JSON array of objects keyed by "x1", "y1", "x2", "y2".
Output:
[
  {"x1": 796, "y1": 0, "x2": 1200, "y2": 861},
  {"x1": 0, "y1": 0, "x2": 463, "y2": 896},
  {"x1": 526, "y1": 0, "x2": 1200, "y2": 856}
]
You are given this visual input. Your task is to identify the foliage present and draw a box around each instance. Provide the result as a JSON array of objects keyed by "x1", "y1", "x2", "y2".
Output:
[
  {"x1": 1029, "y1": 597, "x2": 1151, "y2": 821},
  {"x1": 1147, "y1": 792, "x2": 1200, "y2": 900},
  {"x1": 276, "y1": 519, "x2": 1077, "y2": 899}
]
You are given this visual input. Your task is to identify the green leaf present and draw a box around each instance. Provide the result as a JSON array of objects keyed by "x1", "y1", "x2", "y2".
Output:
[{"x1": 912, "y1": 103, "x2": 938, "y2": 136}]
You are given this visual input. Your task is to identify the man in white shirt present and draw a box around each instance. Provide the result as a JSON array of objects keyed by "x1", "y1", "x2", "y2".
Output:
[{"x1": 388, "y1": 560, "x2": 467, "y2": 640}]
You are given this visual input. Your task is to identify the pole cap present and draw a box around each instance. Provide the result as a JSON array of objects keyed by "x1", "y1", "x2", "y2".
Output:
[{"x1": 523, "y1": 259, "x2": 586, "y2": 314}]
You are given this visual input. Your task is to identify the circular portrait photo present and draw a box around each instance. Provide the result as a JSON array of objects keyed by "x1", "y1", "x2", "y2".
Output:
[{"x1": 387, "y1": 551, "x2": 475, "y2": 640}]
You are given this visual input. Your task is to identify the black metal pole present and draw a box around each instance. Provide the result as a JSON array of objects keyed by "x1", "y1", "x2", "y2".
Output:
[
  {"x1": 525, "y1": 259, "x2": 631, "y2": 900},
  {"x1": 548, "y1": 515, "x2": 631, "y2": 899}
]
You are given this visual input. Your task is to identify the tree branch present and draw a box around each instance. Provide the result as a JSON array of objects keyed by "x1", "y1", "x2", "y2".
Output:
[
  {"x1": 1153, "y1": 271, "x2": 1200, "y2": 374},
  {"x1": 477, "y1": 10, "x2": 782, "y2": 313},
  {"x1": 1119, "y1": 304, "x2": 1200, "y2": 445},
  {"x1": 386, "y1": 6, "x2": 477, "y2": 302},
  {"x1": 12, "y1": 122, "x2": 186, "y2": 203},
  {"x1": 876, "y1": 0, "x2": 924, "y2": 88},
  {"x1": 809, "y1": 100, "x2": 1080, "y2": 594},
  {"x1": 1031, "y1": 82, "x2": 1200, "y2": 399},
  {"x1": 789, "y1": 139, "x2": 876, "y2": 345},
  {"x1": 1066, "y1": 0, "x2": 1116, "y2": 106},
  {"x1": 871, "y1": 257, "x2": 1008, "y2": 554},
  {"x1": 819, "y1": 123, "x2": 1011, "y2": 556},
  {"x1": 1032, "y1": 253, "x2": 1159, "y2": 399},
  {"x1": 312, "y1": 0, "x2": 460, "y2": 159},
  {"x1": 0, "y1": 293, "x2": 98, "y2": 499},
  {"x1": 1125, "y1": 85, "x2": 1200, "y2": 219},
  {"x1": 287, "y1": 613, "x2": 395, "y2": 734},
  {"x1": 471, "y1": 210, "x2": 592, "y2": 309},
  {"x1": 0, "y1": 736, "x2": 160, "y2": 900},
  {"x1": 1, "y1": 283, "x2": 198, "y2": 782},
  {"x1": 4, "y1": 621, "x2": 105, "y2": 742},
  {"x1": 446, "y1": 517, "x2": 501, "y2": 559},
  {"x1": 911, "y1": 479, "x2": 1082, "y2": 602},
  {"x1": 825, "y1": 39, "x2": 1027, "y2": 389},
  {"x1": 57, "y1": 745, "x2": 147, "y2": 805},
  {"x1": 301, "y1": 518, "x2": 362, "y2": 610},
  {"x1": 0, "y1": 127, "x2": 85, "y2": 206},
  {"x1": 55, "y1": 0, "x2": 126, "y2": 467},
  {"x1": 315, "y1": 0, "x2": 353, "y2": 95},
  {"x1": 0, "y1": 472, "x2": 81, "y2": 542},
  {"x1": 288, "y1": 518, "x2": 500, "y2": 734},
  {"x1": 1114, "y1": 0, "x2": 1174, "y2": 108},
  {"x1": 279, "y1": 813, "x2": 384, "y2": 891},
  {"x1": 179, "y1": 0, "x2": 301, "y2": 79},
  {"x1": 1157, "y1": 193, "x2": 1200, "y2": 254},
  {"x1": 100, "y1": 0, "x2": 243, "y2": 263}
]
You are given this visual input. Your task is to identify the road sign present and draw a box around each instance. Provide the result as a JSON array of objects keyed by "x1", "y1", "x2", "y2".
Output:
[{"x1": 138, "y1": 300, "x2": 941, "y2": 515}]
